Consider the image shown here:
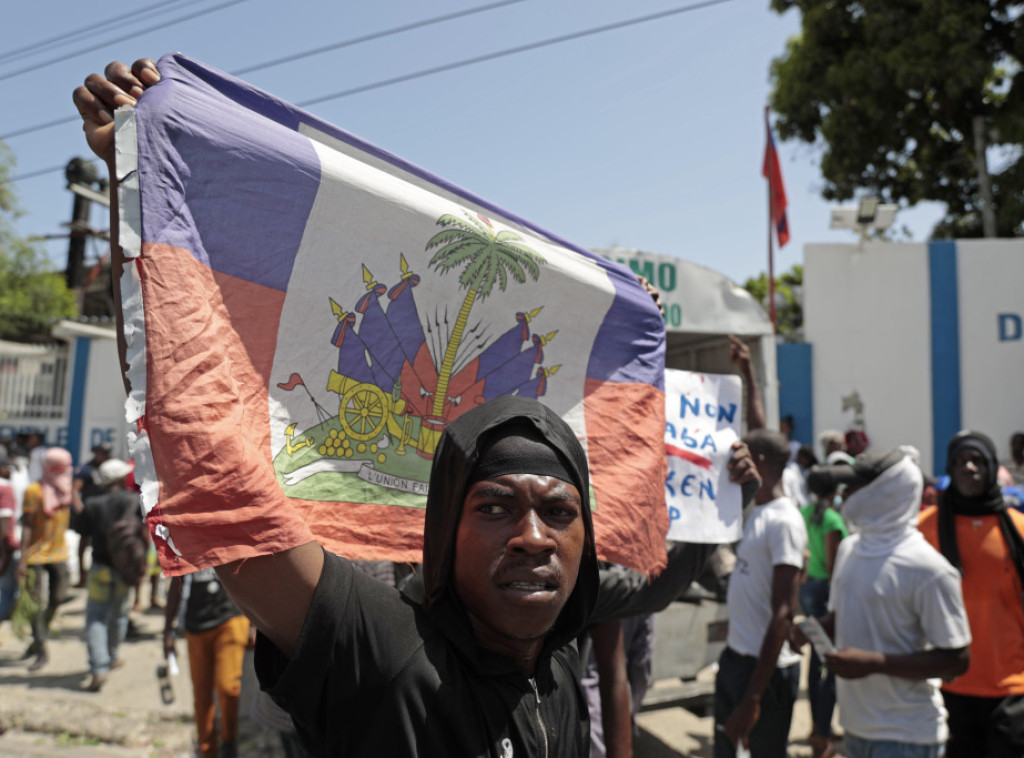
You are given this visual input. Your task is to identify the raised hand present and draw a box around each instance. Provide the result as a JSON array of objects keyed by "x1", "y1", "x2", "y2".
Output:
[{"x1": 72, "y1": 59, "x2": 161, "y2": 165}]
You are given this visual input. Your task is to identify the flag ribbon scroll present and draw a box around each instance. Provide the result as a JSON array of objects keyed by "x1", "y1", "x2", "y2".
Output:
[{"x1": 116, "y1": 54, "x2": 669, "y2": 577}]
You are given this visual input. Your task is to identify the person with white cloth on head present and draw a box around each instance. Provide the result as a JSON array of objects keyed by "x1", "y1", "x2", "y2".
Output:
[{"x1": 804, "y1": 449, "x2": 972, "y2": 758}]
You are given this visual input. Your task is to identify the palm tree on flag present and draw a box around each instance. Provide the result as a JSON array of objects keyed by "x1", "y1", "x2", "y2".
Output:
[{"x1": 426, "y1": 212, "x2": 545, "y2": 418}]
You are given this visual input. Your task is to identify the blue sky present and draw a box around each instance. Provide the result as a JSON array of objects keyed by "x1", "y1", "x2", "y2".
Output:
[{"x1": 1, "y1": 0, "x2": 944, "y2": 286}]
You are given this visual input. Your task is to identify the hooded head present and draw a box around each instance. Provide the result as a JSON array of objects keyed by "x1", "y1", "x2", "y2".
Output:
[
  {"x1": 421, "y1": 396, "x2": 599, "y2": 655},
  {"x1": 810, "y1": 448, "x2": 922, "y2": 556},
  {"x1": 41, "y1": 447, "x2": 73, "y2": 515},
  {"x1": 943, "y1": 431, "x2": 1002, "y2": 511}
]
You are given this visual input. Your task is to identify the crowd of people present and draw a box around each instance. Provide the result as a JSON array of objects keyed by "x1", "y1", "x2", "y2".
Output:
[
  {"x1": 0, "y1": 437, "x2": 148, "y2": 674},
  {"x1": 721, "y1": 423, "x2": 1024, "y2": 758}
]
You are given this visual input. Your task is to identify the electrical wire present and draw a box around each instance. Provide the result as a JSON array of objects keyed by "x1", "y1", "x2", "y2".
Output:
[
  {"x1": 0, "y1": 0, "x2": 202, "y2": 67},
  {"x1": 231, "y1": 0, "x2": 526, "y2": 76},
  {"x1": 299, "y1": 0, "x2": 734, "y2": 108},
  {"x1": 0, "y1": 0, "x2": 524, "y2": 141},
  {"x1": 0, "y1": 0, "x2": 255, "y2": 84},
  {"x1": 1, "y1": 0, "x2": 735, "y2": 186},
  {"x1": 7, "y1": 163, "x2": 72, "y2": 183}
]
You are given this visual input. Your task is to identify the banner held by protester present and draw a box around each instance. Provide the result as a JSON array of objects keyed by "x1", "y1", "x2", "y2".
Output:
[{"x1": 664, "y1": 368, "x2": 743, "y2": 543}]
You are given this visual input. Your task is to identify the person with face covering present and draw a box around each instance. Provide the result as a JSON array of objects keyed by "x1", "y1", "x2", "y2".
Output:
[
  {"x1": 919, "y1": 431, "x2": 1024, "y2": 758},
  {"x1": 805, "y1": 449, "x2": 971, "y2": 758},
  {"x1": 17, "y1": 447, "x2": 77, "y2": 672}
]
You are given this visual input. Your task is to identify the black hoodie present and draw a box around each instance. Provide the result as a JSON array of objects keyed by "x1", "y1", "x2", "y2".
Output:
[{"x1": 256, "y1": 396, "x2": 600, "y2": 757}]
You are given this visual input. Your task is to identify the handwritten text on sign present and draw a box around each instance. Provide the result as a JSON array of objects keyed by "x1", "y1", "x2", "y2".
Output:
[{"x1": 664, "y1": 368, "x2": 743, "y2": 543}]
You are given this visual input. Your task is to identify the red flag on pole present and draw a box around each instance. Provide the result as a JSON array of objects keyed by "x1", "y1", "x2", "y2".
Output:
[{"x1": 762, "y1": 108, "x2": 790, "y2": 247}]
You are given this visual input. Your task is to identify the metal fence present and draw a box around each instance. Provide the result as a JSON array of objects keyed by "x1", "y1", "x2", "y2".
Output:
[{"x1": 0, "y1": 342, "x2": 69, "y2": 420}]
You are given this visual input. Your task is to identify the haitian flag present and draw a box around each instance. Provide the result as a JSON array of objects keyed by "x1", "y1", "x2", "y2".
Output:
[
  {"x1": 762, "y1": 108, "x2": 790, "y2": 248},
  {"x1": 116, "y1": 54, "x2": 668, "y2": 576}
]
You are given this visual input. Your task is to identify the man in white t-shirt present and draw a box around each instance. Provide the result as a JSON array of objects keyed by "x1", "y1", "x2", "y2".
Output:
[
  {"x1": 806, "y1": 449, "x2": 972, "y2": 758},
  {"x1": 715, "y1": 429, "x2": 807, "y2": 758}
]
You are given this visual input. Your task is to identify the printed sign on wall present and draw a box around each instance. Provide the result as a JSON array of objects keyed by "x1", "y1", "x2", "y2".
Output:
[{"x1": 664, "y1": 368, "x2": 743, "y2": 543}]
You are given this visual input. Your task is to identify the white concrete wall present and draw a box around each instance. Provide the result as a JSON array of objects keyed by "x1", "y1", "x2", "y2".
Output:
[
  {"x1": 82, "y1": 335, "x2": 131, "y2": 459},
  {"x1": 803, "y1": 242, "x2": 935, "y2": 470},
  {"x1": 956, "y1": 240, "x2": 1024, "y2": 463},
  {"x1": 52, "y1": 321, "x2": 132, "y2": 462}
]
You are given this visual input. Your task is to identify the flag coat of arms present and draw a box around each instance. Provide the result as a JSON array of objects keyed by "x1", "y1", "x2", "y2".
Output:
[{"x1": 117, "y1": 53, "x2": 668, "y2": 576}]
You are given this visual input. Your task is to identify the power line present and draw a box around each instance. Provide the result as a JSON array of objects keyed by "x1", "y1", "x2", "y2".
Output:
[
  {"x1": 0, "y1": 0, "x2": 202, "y2": 67},
  {"x1": 0, "y1": 0, "x2": 524, "y2": 142},
  {"x1": 0, "y1": 0, "x2": 255, "y2": 84},
  {"x1": 2, "y1": 114, "x2": 84, "y2": 141},
  {"x1": 231, "y1": 0, "x2": 526, "y2": 76},
  {"x1": 1, "y1": 0, "x2": 735, "y2": 187},
  {"x1": 298, "y1": 0, "x2": 735, "y2": 107},
  {"x1": 7, "y1": 164, "x2": 71, "y2": 183}
]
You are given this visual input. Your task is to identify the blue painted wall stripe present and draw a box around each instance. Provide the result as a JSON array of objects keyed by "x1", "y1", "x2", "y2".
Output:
[
  {"x1": 929, "y1": 241, "x2": 961, "y2": 474},
  {"x1": 66, "y1": 337, "x2": 90, "y2": 464},
  {"x1": 777, "y1": 342, "x2": 814, "y2": 448}
]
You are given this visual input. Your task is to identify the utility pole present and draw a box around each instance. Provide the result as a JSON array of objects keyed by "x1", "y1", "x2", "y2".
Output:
[
  {"x1": 64, "y1": 157, "x2": 103, "y2": 290},
  {"x1": 973, "y1": 115, "x2": 997, "y2": 238}
]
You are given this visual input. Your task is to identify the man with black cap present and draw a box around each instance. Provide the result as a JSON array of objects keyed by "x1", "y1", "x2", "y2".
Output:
[
  {"x1": 807, "y1": 448, "x2": 971, "y2": 758},
  {"x1": 190, "y1": 395, "x2": 752, "y2": 756},
  {"x1": 919, "y1": 431, "x2": 1024, "y2": 757}
]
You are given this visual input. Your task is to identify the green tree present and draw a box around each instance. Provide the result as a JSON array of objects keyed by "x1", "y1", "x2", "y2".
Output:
[
  {"x1": 743, "y1": 264, "x2": 803, "y2": 339},
  {"x1": 0, "y1": 145, "x2": 78, "y2": 341},
  {"x1": 769, "y1": 0, "x2": 1024, "y2": 238},
  {"x1": 425, "y1": 212, "x2": 544, "y2": 417}
]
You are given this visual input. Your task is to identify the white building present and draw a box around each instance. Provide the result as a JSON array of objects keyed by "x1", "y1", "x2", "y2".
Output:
[{"x1": 802, "y1": 239, "x2": 1024, "y2": 474}]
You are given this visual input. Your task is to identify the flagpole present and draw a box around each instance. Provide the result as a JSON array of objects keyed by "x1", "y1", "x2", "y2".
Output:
[
  {"x1": 765, "y1": 106, "x2": 777, "y2": 332},
  {"x1": 768, "y1": 187, "x2": 777, "y2": 332}
]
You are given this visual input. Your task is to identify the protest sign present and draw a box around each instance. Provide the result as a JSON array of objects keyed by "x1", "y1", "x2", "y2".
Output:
[{"x1": 664, "y1": 368, "x2": 743, "y2": 543}]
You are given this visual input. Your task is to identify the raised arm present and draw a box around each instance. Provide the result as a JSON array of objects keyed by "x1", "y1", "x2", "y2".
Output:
[
  {"x1": 73, "y1": 59, "x2": 158, "y2": 393},
  {"x1": 73, "y1": 60, "x2": 324, "y2": 658},
  {"x1": 590, "y1": 441, "x2": 760, "y2": 622},
  {"x1": 729, "y1": 335, "x2": 765, "y2": 432},
  {"x1": 216, "y1": 544, "x2": 323, "y2": 656}
]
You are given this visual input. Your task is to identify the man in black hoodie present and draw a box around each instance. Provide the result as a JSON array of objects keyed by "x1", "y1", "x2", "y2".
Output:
[
  {"x1": 231, "y1": 396, "x2": 600, "y2": 756},
  {"x1": 234, "y1": 395, "x2": 756, "y2": 757}
]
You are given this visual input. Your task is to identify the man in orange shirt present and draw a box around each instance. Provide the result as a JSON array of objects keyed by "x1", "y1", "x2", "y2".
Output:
[{"x1": 919, "y1": 431, "x2": 1024, "y2": 757}]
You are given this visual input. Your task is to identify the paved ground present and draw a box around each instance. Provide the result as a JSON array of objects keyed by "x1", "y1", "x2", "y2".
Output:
[{"x1": 0, "y1": 581, "x2": 828, "y2": 757}]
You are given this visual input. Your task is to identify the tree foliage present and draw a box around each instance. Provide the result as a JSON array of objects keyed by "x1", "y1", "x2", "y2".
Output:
[
  {"x1": 0, "y1": 144, "x2": 78, "y2": 341},
  {"x1": 744, "y1": 264, "x2": 803, "y2": 340},
  {"x1": 769, "y1": 0, "x2": 1024, "y2": 238}
]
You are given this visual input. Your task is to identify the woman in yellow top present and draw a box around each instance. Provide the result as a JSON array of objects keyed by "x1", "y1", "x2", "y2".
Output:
[{"x1": 17, "y1": 447, "x2": 76, "y2": 671}]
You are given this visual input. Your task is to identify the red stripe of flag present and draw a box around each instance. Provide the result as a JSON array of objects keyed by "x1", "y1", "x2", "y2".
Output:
[{"x1": 762, "y1": 110, "x2": 790, "y2": 247}]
